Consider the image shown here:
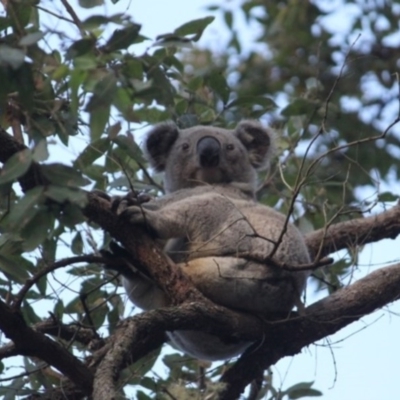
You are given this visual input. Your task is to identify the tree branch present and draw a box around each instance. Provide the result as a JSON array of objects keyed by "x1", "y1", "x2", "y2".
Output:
[
  {"x1": 0, "y1": 300, "x2": 93, "y2": 394},
  {"x1": 219, "y1": 262, "x2": 400, "y2": 398},
  {"x1": 305, "y1": 205, "x2": 400, "y2": 259},
  {"x1": 88, "y1": 262, "x2": 400, "y2": 399}
]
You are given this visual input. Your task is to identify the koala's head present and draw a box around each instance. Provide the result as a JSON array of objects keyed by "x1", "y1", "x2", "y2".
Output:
[{"x1": 144, "y1": 121, "x2": 275, "y2": 195}]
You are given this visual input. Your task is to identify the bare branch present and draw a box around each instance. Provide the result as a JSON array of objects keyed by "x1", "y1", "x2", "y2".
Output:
[
  {"x1": 12, "y1": 255, "x2": 106, "y2": 309},
  {"x1": 0, "y1": 300, "x2": 93, "y2": 394},
  {"x1": 305, "y1": 204, "x2": 400, "y2": 259},
  {"x1": 60, "y1": 0, "x2": 86, "y2": 36}
]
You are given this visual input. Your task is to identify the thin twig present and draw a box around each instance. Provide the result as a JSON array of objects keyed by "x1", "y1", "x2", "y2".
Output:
[{"x1": 12, "y1": 255, "x2": 106, "y2": 310}]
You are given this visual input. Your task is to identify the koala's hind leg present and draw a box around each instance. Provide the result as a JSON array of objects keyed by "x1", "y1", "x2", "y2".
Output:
[
  {"x1": 180, "y1": 257, "x2": 303, "y2": 314},
  {"x1": 102, "y1": 241, "x2": 169, "y2": 311},
  {"x1": 121, "y1": 274, "x2": 169, "y2": 311}
]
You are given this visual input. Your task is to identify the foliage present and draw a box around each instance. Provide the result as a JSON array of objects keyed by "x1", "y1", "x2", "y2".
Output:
[{"x1": 0, "y1": 0, "x2": 399, "y2": 398}]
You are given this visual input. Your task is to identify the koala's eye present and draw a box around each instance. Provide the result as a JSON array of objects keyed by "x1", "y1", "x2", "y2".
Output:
[
  {"x1": 182, "y1": 143, "x2": 189, "y2": 151},
  {"x1": 226, "y1": 144, "x2": 235, "y2": 151}
]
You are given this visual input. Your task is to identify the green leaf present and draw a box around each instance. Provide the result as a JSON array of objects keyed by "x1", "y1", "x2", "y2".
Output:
[
  {"x1": 20, "y1": 208, "x2": 55, "y2": 251},
  {"x1": 86, "y1": 73, "x2": 117, "y2": 111},
  {"x1": 41, "y1": 164, "x2": 90, "y2": 188},
  {"x1": 113, "y1": 134, "x2": 146, "y2": 163},
  {"x1": 0, "y1": 45, "x2": 25, "y2": 69},
  {"x1": 79, "y1": 0, "x2": 104, "y2": 8},
  {"x1": 19, "y1": 31, "x2": 44, "y2": 46},
  {"x1": 377, "y1": 192, "x2": 398, "y2": 202},
  {"x1": 281, "y1": 98, "x2": 319, "y2": 117},
  {"x1": 90, "y1": 106, "x2": 110, "y2": 141},
  {"x1": 108, "y1": 122, "x2": 121, "y2": 140},
  {"x1": 174, "y1": 16, "x2": 215, "y2": 40},
  {"x1": 207, "y1": 72, "x2": 230, "y2": 104},
  {"x1": 289, "y1": 387, "x2": 323, "y2": 399},
  {"x1": 36, "y1": 275, "x2": 47, "y2": 296},
  {"x1": 105, "y1": 24, "x2": 142, "y2": 52},
  {"x1": 154, "y1": 34, "x2": 193, "y2": 49},
  {"x1": 122, "y1": 348, "x2": 161, "y2": 385},
  {"x1": 22, "y1": 300, "x2": 41, "y2": 324},
  {"x1": 224, "y1": 11, "x2": 233, "y2": 29},
  {"x1": 10, "y1": 3, "x2": 31, "y2": 29},
  {"x1": 0, "y1": 187, "x2": 44, "y2": 230},
  {"x1": 59, "y1": 203, "x2": 86, "y2": 228},
  {"x1": 45, "y1": 186, "x2": 88, "y2": 207},
  {"x1": 285, "y1": 381, "x2": 323, "y2": 399},
  {"x1": 0, "y1": 234, "x2": 24, "y2": 254},
  {"x1": 74, "y1": 138, "x2": 111, "y2": 168},
  {"x1": 187, "y1": 75, "x2": 203, "y2": 91},
  {"x1": 0, "y1": 253, "x2": 30, "y2": 283},
  {"x1": 71, "y1": 232, "x2": 84, "y2": 255},
  {"x1": 32, "y1": 140, "x2": 49, "y2": 162},
  {"x1": 66, "y1": 38, "x2": 97, "y2": 59},
  {"x1": 132, "y1": 107, "x2": 170, "y2": 124},
  {"x1": 69, "y1": 69, "x2": 87, "y2": 115},
  {"x1": 121, "y1": 58, "x2": 143, "y2": 80},
  {"x1": 54, "y1": 299, "x2": 65, "y2": 316},
  {"x1": 137, "y1": 391, "x2": 152, "y2": 400},
  {"x1": 0, "y1": 149, "x2": 32, "y2": 185},
  {"x1": 82, "y1": 15, "x2": 110, "y2": 29},
  {"x1": 228, "y1": 96, "x2": 277, "y2": 109},
  {"x1": 73, "y1": 54, "x2": 98, "y2": 70}
]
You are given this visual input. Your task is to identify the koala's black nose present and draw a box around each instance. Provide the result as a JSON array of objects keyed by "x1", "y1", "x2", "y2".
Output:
[{"x1": 197, "y1": 136, "x2": 221, "y2": 167}]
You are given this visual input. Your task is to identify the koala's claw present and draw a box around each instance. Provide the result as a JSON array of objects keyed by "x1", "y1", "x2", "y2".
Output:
[{"x1": 111, "y1": 192, "x2": 152, "y2": 215}]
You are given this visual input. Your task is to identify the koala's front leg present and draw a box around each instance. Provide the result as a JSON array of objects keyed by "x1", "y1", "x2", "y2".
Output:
[
  {"x1": 119, "y1": 205, "x2": 181, "y2": 239},
  {"x1": 120, "y1": 193, "x2": 232, "y2": 240}
]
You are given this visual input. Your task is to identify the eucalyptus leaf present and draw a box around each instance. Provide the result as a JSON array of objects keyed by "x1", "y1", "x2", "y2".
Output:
[
  {"x1": 105, "y1": 24, "x2": 141, "y2": 52},
  {"x1": 0, "y1": 149, "x2": 32, "y2": 185},
  {"x1": 19, "y1": 31, "x2": 44, "y2": 46},
  {"x1": 174, "y1": 16, "x2": 215, "y2": 40},
  {"x1": 41, "y1": 164, "x2": 90, "y2": 188}
]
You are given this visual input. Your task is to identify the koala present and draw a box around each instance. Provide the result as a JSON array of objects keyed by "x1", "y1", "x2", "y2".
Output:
[{"x1": 114, "y1": 121, "x2": 311, "y2": 361}]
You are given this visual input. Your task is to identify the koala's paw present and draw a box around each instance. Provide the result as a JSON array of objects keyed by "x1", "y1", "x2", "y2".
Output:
[
  {"x1": 120, "y1": 205, "x2": 154, "y2": 226},
  {"x1": 111, "y1": 192, "x2": 152, "y2": 215}
]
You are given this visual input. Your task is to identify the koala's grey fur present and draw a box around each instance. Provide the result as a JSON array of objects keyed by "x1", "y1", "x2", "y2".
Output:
[{"x1": 118, "y1": 121, "x2": 310, "y2": 361}]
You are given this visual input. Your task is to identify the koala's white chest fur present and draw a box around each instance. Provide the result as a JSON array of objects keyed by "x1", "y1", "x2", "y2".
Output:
[{"x1": 119, "y1": 121, "x2": 311, "y2": 361}]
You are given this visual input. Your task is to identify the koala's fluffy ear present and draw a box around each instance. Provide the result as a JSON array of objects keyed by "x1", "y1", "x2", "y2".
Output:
[
  {"x1": 234, "y1": 120, "x2": 275, "y2": 170},
  {"x1": 145, "y1": 122, "x2": 179, "y2": 172}
]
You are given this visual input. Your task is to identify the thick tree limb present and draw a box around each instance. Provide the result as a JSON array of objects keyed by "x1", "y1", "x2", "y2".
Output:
[
  {"x1": 219, "y1": 262, "x2": 400, "y2": 398},
  {"x1": 0, "y1": 300, "x2": 93, "y2": 394},
  {"x1": 305, "y1": 205, "x2": 400, "y2": 259},
  {"x1": 90, "y1": 262, "x2": 400, "y2": 399}
]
